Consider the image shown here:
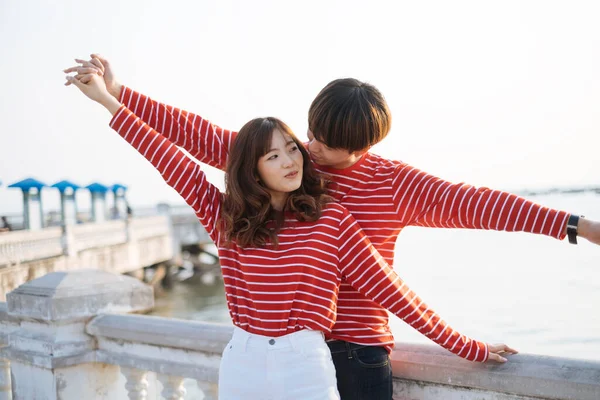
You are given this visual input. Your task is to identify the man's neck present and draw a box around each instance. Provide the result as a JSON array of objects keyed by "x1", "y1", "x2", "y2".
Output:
[{"x1": 330, "y1": 153, "x2": 364, "y2": 169}]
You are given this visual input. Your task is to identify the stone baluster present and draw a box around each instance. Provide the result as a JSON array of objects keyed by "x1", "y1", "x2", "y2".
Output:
[
  {"x1": 0, "y1": 301, "x2": 20, "y2": 400},
  {"x1": 158, "y1": 373, "x2": 186, "y2": 400},
  {"x1": 122, "y1": 367, "x2": 149, "y2": 400},
  {"x1": 197, "y1": 381, "x2": 218, "y2": 400}
]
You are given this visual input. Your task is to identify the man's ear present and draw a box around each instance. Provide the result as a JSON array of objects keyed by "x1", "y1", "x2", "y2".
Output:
[{"x1": 352, "y1": 147, "x2": 370, "y2": 158}]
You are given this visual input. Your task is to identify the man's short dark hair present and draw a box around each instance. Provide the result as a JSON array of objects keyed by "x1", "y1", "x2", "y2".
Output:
[{"x1": 308, "y1": 78, "x2": 391, "y2": 152}]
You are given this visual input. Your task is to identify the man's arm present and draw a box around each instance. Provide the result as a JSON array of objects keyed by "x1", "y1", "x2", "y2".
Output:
[
  {"x1": 117, "y1": 85, "x2": 235, "y2": 170},
  {"x1": 390, "y1": 162, "x2": 589, "y2": 241},
  {"x1": 65, "y1": 55, "x2": 236, "y2": 170}
]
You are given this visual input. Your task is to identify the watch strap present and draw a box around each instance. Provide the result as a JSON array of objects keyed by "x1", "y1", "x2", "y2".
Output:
[{"x1": 567, "y1": 214, "x2": 581, "y2": 245}]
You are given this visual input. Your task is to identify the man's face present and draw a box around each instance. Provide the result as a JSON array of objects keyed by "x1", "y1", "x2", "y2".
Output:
[{"x1": 306, "y1": 130, "x2": 363, "y2": 169}]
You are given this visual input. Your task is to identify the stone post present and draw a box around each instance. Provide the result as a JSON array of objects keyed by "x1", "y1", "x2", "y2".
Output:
[
  {"x1": 4, "y1": 269, "x2": 154, "y2": 400},
  {"x1": 111, "y1": 184, "x2": 128, "y2": 220},
  {"x1": 7, "y1": 178, "x2": 47, "y2": 231},
  {"x1": 0, "y1": 303, "x2": 20, "y2": 400},
  {"x1": 51, "y1": 181, "x2": 81, "y2": 226},
  {"x1": 86, "y1": 183, "x2": 109, "y2": 223}
]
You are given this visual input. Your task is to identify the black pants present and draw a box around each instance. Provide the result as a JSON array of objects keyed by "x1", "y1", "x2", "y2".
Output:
[{"x1": 327, "y1": 340, "x2": 393, "y2": 400}]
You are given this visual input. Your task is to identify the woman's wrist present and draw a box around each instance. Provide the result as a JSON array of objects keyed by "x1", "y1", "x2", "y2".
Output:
[{"x1": 99, "y1": 95, "x2": 122, "y2": 115}]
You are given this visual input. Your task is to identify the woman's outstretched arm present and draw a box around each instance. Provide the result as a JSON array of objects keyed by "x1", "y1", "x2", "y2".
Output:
[
  {"x1": 333, "y1": 204, "x2": 517, "y2": 363},
  {"x1": 65, "y1": 73, "x2": 222, "y2": 242},
  {"x1": 64, "y1": 55, "x2": 235, "y2": 171}
]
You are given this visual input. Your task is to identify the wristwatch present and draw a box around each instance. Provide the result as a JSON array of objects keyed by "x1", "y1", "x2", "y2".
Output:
[{"x1": 567, "y1": 214, "x2": 584, "y2": 245}]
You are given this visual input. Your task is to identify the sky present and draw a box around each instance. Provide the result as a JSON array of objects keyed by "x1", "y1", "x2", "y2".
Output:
[{"x1": 1, "y1": 0, "x2": 598, "y2": 215}]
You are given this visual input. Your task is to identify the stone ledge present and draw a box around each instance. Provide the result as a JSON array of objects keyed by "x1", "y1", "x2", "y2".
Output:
[
  {"x1": 392, "y1": 379, "x2": 543, "y2": 400},
  {"x1": 390, "y1": 343, "x2": 600, "y2": 400},
  {"x1": 87, "y1": 313, "x2": 233, "y2": 354}
]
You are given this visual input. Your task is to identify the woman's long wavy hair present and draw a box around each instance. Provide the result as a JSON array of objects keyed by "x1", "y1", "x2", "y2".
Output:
[{"x1": 220, "y1": 117, "x2": 332, "y2": 248}]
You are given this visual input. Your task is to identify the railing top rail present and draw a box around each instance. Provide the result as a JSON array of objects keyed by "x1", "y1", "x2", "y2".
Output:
[
  {"x1": 87, "y1": 313, "x2": 233, "y2": 354},
  {"x1": 0, "y1": 227, "x2": 62, "y2": 244},
  {"x1": 391, "y1": 342, "x2": 600, "y2": 400},
  {"x1": 70, "y1": 219, "x2": 126, "y2": 234},
  {"x1": 128, "y1": 215, "x2": 169, "y2": 225}
]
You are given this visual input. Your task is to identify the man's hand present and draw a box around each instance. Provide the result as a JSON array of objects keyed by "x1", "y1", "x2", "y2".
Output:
[
  {"x1": 63, "y1": 54, "x2": 122, "y2": 99},
  {"x1": 579, "y1": 218, "x2": 600, "y2": 246},
  {"x1": 486, "y1": 343, "x2": 518, "y2": 363}
]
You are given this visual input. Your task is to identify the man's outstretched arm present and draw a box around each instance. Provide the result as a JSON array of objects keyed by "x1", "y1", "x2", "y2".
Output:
[{"x1": 391, "y1": 162, "x2": 600, "y2": 245}]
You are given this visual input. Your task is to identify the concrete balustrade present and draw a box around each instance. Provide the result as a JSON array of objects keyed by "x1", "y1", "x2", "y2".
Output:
[
  {"x1": 0, "y1": 270, "x2": 597, "y2": 399},
  {"x1": 390, "y1": 343, "x2": 600, "y2": 399},
  {"x1": 0, "y1": 228, "x2": 64, "y2": 266},
  {"x1": 0, "y1": 216, "x2": 173, "y2": 300},
  {"x1": 88, "y1": 314, "x2": 228, "y2": 399},
  {"x1": 1, "y1": 270, "x2": 153, "y2": 399}
]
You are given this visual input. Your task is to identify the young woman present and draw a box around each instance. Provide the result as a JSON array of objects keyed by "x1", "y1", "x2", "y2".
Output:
[{"x1": 65, "y1": 71, "x2": 516, "y2": 400}]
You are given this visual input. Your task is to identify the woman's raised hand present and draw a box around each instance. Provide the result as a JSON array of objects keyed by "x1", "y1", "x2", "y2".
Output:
[
  {"x1": 63, "y1": 58, "x2": 103, "y2": 84},
  {"x1": 487, "y1": 343, "x2": 518, "y2": 363},
  {"x1": 63, "y1": 54, "x2": 122, "y2": 99},
  {"x1": 65, "y1": 72, "x2": 121, "y2": 115}
]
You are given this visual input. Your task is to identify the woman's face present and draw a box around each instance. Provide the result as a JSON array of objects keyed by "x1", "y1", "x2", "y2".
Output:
[{"x1": 257, "y1": 129, "x2": 304, "y2": 209}]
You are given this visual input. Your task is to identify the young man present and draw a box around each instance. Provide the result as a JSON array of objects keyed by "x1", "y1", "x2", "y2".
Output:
[{"x1": 66, "y1": 56, "x2": 599, "y2": 400}]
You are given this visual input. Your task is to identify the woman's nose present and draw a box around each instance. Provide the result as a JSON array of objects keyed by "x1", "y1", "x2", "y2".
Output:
[{"x1": 281, "y1": 153, "x2": 294, "y2": 167}]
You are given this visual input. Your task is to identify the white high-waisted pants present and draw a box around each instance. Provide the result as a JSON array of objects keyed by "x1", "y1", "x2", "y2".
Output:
[{"x1": 218, "y1": 327, "x2": 340, "y2": 400}]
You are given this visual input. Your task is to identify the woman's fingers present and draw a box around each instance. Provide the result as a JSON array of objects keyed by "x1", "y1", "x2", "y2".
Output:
[
  {"x1": 64, "y1": 70, "x2": 95, "y2": 86},
  {"x1": 487, "y1": 343, "x2": 518, "y2": 363},
  {"x1": 487, "y1": 352, "x2": 508, "y2": 363},
  {"x1": 65, "y1": 75, "x2": 83, "y2": 89},
  {"x1": 90, "y1": 53, "x2": 109, "y2": 66},
  {"x1": 63, "y1": 66, "x2": 101, "y2": 75},
  {"x1": 489, "y1": 343, "x2": 518, "y2": 355},
  {"x1": 89, "y1": 57, "x2": 105, "y2": 73},
  {"x1": 77, "y1": 74, "x2": 93, "y2": 84},
  {"x1": 73, "y1": 59, "x2": 103, "y2": 73},
  {"x1": 74, "y1": 58, "x2": 95, "y2": 67}
]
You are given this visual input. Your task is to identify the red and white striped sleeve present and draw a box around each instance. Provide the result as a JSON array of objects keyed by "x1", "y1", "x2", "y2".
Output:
[
  {"x1": 336, "y1": 206, "x2": 489, "y2": 362},
  {"x1": 109, "y1": 105, "x2": 222, "y2": 242},
  {"x1": 391, "y1": 163, "x2": 569, "y2": 239},
  {"x1": 118, "y1": 86, "x2": 236, "y2": 170}
]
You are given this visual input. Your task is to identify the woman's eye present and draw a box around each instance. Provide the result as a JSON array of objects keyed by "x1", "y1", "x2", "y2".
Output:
[
  {"x1": 290, "y1": 146, "x2": 299, "y2": 152},
  {"x1": 267, "y1": 154, "x2": 278, "y2": 160}
]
